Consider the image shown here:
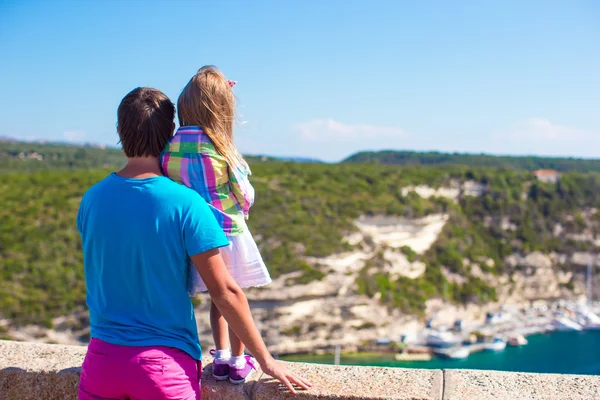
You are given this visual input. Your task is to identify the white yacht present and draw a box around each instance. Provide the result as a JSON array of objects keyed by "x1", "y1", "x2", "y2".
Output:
[
  {"x1": 432, "y1": 345, "x2": 470, "y2": 359},
  {"x1": 584, "y1": 322, "x2": 600, "y2": 331},
  {"x1": 576, "y1": 307, "x2": 600, "y2": 331},
  {"x1": 484, "y1": 337, "x2": 507, "y2": 351},
  {"x1": 426, "y1": 330, "x2": 459, "y2": 348},
  {"x1": 551, "y1": 317, "x2": 583, "y2": 332},
  {"x1": 447, "y1": 347, "x2": 470, "y2": 359}
]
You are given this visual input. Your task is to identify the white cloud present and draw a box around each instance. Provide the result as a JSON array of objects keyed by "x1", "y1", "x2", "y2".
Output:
[
  {"x1": 498, "y1": 118, "x2": 594, "y2": 142},
  {"x1": 63, "y1": 130, "x2": 86, "y2": 142},
  {"x1": 490, "y1": 118, "x2": 600, "y2": 159},
  {"x1": 296, "y1": 118, "x2": 406, "y2": 141}
]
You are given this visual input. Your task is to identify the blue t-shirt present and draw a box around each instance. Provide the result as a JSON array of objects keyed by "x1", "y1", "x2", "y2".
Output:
[{"x1": 77, "y1": 173, "x2": 229, "y2": 360}]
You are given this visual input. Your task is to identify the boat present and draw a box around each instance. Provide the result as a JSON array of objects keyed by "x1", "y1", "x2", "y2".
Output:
[
  {"x1": 432, "y1": 346, "x2": 470, "y2": 359},
  {"x1": 581, "y1": 255, "x2": 599, "y2": 329},
  {"x1": 484, "y1": 337, "x2": 507, "y2": 351},
  {"x1": 551, "y1": 317, "x2": 583, "y2": 332},
  {"x1": 508, "y1": 334, "x2": 528, "y2": 346},
  {"x1": 584, "y1": 322, "x2": 600, "y2": 331},
  {"x1": 575, "y1": 307, "x2": 600, "y2": 331},
  {"x1": 426, "y1": 331, "x2": 459, "y2": 348},
  {"x1": 447, "y1": 347, "x2": 470, "y2": 359}
]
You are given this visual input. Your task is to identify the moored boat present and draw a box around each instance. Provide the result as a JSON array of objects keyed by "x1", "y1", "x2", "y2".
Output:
[
  {"x1": 426, "y1": 330, "x2": 459, "y2": 348},
  {"x1": 552, "y1": 317, "x2": 583, "y2": 332},
  {"x1": 484, "y1": 337, "x2": 507, "y2": 351},
  {"x1": 575, "y1": 307, "x2": 600, "y2": 331},
  {"x1": 432, "y1": 346, "x2": 470, "y2": 359},
  {"x1": 583, "y1": 322, "x2": 600, "y2": 331},
  {"x1": 447, "y1": 347, "x2": 470, "y2": 359}
]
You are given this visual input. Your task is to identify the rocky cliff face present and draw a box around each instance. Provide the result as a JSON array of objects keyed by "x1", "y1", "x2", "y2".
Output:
[{"x1": 198, "y1": 212, "x2": 599, "y2": 355}]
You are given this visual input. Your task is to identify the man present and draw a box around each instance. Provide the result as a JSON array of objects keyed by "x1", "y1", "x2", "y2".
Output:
[{"x1": 77, "y1": 87, "x2": 310, "y2": 399}]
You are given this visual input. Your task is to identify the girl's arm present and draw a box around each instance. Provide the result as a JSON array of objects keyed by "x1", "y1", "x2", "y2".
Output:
[{"x1": 228, "y1": 165, "x2": 254, "y2": 219}]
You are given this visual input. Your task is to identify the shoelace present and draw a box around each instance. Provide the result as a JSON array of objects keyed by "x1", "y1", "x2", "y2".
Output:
[{"x1": 244, "y1": 355, "x2": 258, "y2": 370}]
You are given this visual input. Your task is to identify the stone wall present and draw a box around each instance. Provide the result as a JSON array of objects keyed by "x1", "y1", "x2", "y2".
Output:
[{"x1": 0, "y1": 340, "x2": 598, "y2": 400}]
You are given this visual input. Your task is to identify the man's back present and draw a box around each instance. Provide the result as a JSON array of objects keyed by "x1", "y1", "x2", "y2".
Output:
[{"x1": 77, "y1": 173, "x2": 228, "y2": 359}]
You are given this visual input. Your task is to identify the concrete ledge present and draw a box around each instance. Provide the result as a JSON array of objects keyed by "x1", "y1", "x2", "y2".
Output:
[
  {"x1": 0, "y1": 340, "x2": 85, "y2": 400},
  {"x1": 443, "y1": 369, "x2": 600, "y2": 400},
  {"x1": 1, "y1": 340, "x2": 599, "y2": 399}
]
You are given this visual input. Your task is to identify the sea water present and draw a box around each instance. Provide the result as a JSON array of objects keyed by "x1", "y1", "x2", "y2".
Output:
[{"x1": 283, "y1": 331, "x2": 600, "y2": 375}]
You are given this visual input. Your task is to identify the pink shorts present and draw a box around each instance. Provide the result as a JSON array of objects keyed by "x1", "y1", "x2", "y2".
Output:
[{"x1": 78, "y1": 338, "x2": 201, "y2": 400}]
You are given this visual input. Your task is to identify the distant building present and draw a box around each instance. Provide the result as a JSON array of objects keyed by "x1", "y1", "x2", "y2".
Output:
[{"x1": 533, "y1": 169, "x2": 560, "y2": 184}]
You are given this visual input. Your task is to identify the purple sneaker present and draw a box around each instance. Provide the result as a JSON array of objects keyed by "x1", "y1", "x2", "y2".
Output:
[
  {"x1": 229, "y1": 355, "x2": 258, "y2": 384},
  {"x1": 209, "y1": 349, "x2": 230, "y2": 381}
]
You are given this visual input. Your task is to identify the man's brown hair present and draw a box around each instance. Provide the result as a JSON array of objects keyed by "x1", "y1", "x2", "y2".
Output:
[{"x1": 117, "y1": 87, "x2": 175, "y2": 158}]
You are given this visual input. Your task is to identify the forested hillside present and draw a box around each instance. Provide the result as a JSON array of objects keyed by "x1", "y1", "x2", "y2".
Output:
[
  {"x1": 0, "y1": 140, "x2": 274, "y2": 172},
  {"x1": 344, "y1": 150, "x2": 600, "y2": 172},
  {"x1": 2, "y1": 157, "x2": 600, "y2": 327},
  {"x1": 0, "y1": 140, "x2": 125, "y2": 172},
  {"x1": 5, "y1": 140, "x2": 600, "y2": 172}
]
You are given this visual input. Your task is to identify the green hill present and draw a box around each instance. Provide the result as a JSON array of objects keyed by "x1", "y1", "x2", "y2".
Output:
[
  {"x1": 0, "y1": 140, "x2": 287, "y2": 173},
  {"x1": 0, "y1": 140, "x2": 125, "y2": 172},
  {"x1": 6, "y1": 140, "x2": 599, "y2": 173},
  {"x1": 2, "y1": 157, "x2": 600, "y2": 326},
  {"x1": 344, "y1": 150, "x2": 600, "y2": 172}
]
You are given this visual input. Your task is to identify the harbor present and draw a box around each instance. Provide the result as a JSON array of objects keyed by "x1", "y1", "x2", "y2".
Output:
[
  {"x1": 390, "y1": 261, "x2": 600, "y2": 363},
  {"x1": 283, "y1": 329, "x2": 600, "y2": 375},
  {"x1": 283, "y1": 299, "x2": 600, "y2": 375},
  {"x1": 395, "y1": 300, "x2": 600, "y2": 362}
]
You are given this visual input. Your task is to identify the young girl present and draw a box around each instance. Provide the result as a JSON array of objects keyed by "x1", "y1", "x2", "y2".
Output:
[{"x1": 161, "y1": 66, "x2": 271, "y2": 384}]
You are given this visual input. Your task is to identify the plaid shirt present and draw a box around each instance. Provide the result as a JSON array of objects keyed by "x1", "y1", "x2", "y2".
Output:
[{"x1": 160, "y1": 126, "x2": 254, "y2": 235}]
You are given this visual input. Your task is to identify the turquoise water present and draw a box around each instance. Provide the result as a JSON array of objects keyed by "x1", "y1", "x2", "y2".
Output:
[{"x1": 283, "y1": 331, "x2": 600, "y2": 375}]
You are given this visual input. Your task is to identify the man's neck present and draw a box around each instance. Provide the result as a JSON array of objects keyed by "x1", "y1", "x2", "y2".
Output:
[{"x1": 117, "y1": 156, "x2": 163, "y2": 179}]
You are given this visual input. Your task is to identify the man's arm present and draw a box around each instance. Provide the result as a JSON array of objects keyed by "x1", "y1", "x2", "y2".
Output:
[{"x1": 191, "y1": 249, "x2": 311, "y2": 394}]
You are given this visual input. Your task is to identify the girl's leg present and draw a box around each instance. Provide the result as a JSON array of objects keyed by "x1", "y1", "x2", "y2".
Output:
[
  {"x1": 210, "y1": 301, "x2": 231, "y2": 380},
  {"x1": 227, "y1": 302, "x2": 256, "y2": 384},
  {"x1": 224, "y1": 288, "x2": 257, "y2": 384},
  {"x1": 229, "y1": 326, "x2": 245, "y2": 357},
  {"x1": 228, "y1": 290, "x2": 246, "y2": 370},
  {"x1": 210, "y1": 301, "x2": 230, "y2": 352}
]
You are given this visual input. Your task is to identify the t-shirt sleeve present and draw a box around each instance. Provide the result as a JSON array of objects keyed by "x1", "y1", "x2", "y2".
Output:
[{"x1": 182, "y1": 196, "x2": 230, "y2": 257}]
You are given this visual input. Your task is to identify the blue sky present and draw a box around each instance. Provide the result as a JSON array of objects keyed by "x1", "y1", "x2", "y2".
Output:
[{"x1": 1, "y1": 0, "x2": 598, "y2": 161}]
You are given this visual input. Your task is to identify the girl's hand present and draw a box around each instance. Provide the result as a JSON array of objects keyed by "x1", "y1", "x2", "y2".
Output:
[{"x1": 260, "y1": 357, "x2": 313, "y2": 394}]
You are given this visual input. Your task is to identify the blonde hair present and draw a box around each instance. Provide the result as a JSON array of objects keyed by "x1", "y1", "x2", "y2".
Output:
[{"x1": 177, "y1": 65, "x2": 248, "y2": 170}]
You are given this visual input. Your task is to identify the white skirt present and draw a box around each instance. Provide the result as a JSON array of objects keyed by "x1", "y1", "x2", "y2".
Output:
[{"x1": 187, "y1": 226, "x2": 271, "y2": 296}]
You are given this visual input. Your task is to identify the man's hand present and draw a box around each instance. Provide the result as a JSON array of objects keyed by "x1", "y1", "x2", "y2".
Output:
[
  {"x1": 260, "y1": 357, "x2": 313, "y2": 394},
  {"x1": 191, "y1": 249, "x2": 312, "y2": 393}
]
